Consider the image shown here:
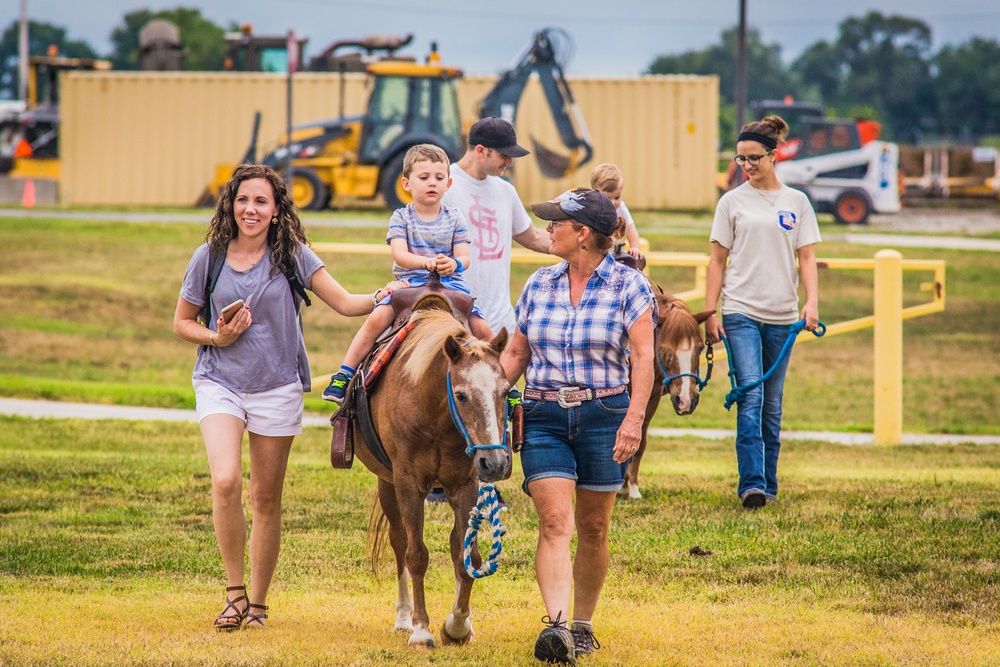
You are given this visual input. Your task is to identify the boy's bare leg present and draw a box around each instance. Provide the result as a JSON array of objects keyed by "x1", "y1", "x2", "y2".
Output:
[{"x1": 343, "y1": 304, "x2": 395, "y2": 368}]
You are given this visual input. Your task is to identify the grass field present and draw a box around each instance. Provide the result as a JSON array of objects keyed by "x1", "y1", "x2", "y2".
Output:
[
  {"x1": 2, "y1": 417, "x2": 999, "y2": 666},
  {"x1": 1, "y1": 208, "x2": 999, "y2": 665}
]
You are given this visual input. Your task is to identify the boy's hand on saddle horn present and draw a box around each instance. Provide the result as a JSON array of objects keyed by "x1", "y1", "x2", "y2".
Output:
[{"x1": 433, "y1": 254, "x2": 459, "y2": 276}]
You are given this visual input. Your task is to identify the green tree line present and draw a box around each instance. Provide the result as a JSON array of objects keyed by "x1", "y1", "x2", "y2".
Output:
[{"x1": 649, "y1": 11, "x2": 1000, "y2": 144}]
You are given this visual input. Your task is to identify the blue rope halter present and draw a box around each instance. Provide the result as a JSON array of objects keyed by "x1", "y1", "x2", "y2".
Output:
[
  {"x1": 721, "y1": 319, "x2": 826, "y2": 410},
  {"x1": 445, "y1": 368, "x2": 509, "y2": 579},
  {"x1": 446, "y1": 371, "x2": 508, "y2": 457},
  {"x1": 656, "y1": 335, "x2": 715, "y2": 392}
]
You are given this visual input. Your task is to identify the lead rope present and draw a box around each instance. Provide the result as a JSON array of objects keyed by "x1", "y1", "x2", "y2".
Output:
[
  {"x1": 721, "y1": 319, "x2": 826, "y2": 410},
  {"x1": 462, "y1": 482, "x2": 506, "y2": 579}
]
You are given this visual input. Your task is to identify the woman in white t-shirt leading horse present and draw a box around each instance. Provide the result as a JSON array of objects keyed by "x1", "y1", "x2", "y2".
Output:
[{"x1": 705, "y1": 115, "x2": 822, "y2": 509}]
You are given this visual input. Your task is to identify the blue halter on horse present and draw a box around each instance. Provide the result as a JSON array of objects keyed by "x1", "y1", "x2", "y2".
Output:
[
  {"x1": 446, "y1": 370, "x2": 509, "y2": 579},
  {"x1": 655, "y1": 330, "x2": 715, "y2": 392},
  {"x1": 721, "y1": 318, "x2": 826, "y2": 410}
]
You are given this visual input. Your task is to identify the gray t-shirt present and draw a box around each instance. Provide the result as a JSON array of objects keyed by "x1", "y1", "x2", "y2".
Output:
[
  {"x1": 710, "y1": 182, "x2": 822, "y2": 324},
  {"x1": 180, "y1": 242, "x2": 324, "y2": 393}
]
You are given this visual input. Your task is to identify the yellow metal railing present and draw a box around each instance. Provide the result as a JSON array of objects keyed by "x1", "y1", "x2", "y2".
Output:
[{"x1": 313, "y1": 241, "x2": 946, "y2": 445}]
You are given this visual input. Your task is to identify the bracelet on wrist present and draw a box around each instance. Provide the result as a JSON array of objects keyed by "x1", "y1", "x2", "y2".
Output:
[
  {"x1": 209, "y1": 332, "x2": 217, "y2": 347},
  {"x1": 371, "y1": 290, "x2": 382, "y2": 306}
]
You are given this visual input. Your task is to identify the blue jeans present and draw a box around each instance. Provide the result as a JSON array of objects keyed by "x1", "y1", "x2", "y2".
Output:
[{"x1": 723, "y1": 313, "x2": 796, "y2": 499}]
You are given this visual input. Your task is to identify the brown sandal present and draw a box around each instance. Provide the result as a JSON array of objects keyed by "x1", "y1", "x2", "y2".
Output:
[
  {"x1": 213, "y1": 584, "x2": 248, "y2": 632},
  {"x1": 245, "y1": 603, "x2": 268, "y2": 629}
]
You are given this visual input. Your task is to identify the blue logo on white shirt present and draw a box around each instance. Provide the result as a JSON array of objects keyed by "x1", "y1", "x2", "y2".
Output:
[{"x1": 777, "y1": 210, "x2": 797, "y2": 232}]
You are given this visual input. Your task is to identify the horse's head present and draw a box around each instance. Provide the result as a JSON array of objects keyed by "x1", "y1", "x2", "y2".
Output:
[
  {"x1": 443, "y1": 328, "x2": 512, "y2": 482},
  {"x1": 656, "y1": 294, "x2": 715, "y2": 415}
]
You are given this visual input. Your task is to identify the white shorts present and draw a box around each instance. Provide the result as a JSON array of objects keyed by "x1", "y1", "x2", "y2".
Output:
[{"x1": 194, "y1": 379, "x2": 304, "y2": 437}]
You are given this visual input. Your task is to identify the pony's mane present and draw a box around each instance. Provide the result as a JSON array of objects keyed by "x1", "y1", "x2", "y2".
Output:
[
  {"x1": 658, "y1": 295, "x2": 702, "y2": 347},
  {"x1": 400, "y1": 310, "x2": 492, "y2": 383}
]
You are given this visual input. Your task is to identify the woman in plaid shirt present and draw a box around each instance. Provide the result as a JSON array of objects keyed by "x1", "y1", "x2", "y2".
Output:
[{"x1": 501, "y1": 188, "x2": 655, "y2": 664}]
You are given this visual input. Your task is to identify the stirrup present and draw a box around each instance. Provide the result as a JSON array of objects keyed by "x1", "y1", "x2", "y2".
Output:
[
  {"x1": 245, "y1": 602, "x2": 269, "y2": 628},
  {"x1": 213, "y1": 584, "x2": 248, "y2": 632}
]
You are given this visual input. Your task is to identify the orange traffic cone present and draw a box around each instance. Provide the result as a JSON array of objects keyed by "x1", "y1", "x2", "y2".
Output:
[{"x1": 22, "y1": 179, "x2": 36, "y2": 208}]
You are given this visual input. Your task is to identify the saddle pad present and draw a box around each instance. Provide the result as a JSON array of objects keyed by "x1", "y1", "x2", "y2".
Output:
[{"x1": 363, "y1": 320, "x2": 418, "y2": 391}]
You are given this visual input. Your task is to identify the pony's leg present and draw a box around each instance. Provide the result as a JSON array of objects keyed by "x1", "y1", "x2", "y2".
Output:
[
  {"x1": 394, "y1": 476, "x2": 435, "y2": 648},
  {"x1": 377, "y1": 479, "x2": 414, "y2": 633},
  {"x1": 440, "y1": 482, "x2": 478, "y2": 645}
]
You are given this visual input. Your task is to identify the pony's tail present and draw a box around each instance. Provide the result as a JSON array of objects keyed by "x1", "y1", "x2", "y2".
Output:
[{"x1": 366, "y1": 489, "x2": 389, "y2": 578}]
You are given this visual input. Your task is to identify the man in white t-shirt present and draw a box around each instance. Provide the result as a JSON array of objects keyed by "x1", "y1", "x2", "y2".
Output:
[
  {"x1": 442, "y1": 117, "x2": 550, "y2": 337},
  {"x1": 433, "y1": 118, "x2": 550, "y2": 507}
]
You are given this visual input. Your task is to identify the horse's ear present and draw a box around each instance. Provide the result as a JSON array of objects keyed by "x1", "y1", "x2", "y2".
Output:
[
  {"x1": 489, "y1": 327, "x2": 509, "y2": 355},
  {"x1": 655, "y1": 292, "x2": 672, "y2": 312},
  {"x1": 444, "y1": 335, "x2": 464, "y2": 362},
  {"x1": 693, "y1": 310, "x2": 715, "y2": 324}
]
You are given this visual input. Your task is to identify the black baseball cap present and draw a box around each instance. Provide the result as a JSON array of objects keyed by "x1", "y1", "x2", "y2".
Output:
[
  {"x1": 468, "y1": 117, "x2": 530, "y2": 158},
  {"x1": 531, "y1": 188, "x2": 619, "y2": 237}
]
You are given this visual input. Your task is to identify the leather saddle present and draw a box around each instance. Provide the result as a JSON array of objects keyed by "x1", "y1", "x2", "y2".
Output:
[
  {"x1": 330, "y1": 274, "x2": 474, "y2": 470},
  {"x1": 612, "y1": 241, "x2": 646, "y2": 271},
  {"x1": 389, "y1": 271, "x2": 475, "y2": 328}
]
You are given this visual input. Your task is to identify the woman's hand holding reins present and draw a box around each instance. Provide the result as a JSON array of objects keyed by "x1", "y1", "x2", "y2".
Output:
[
  {"x1": 705, "y1": 313, "x2": 724, "y2": 344},
  {"x1": 214, "y1": 305, "x2": 252, "y2": 347},
  {"x1": 800, "y1": 303, "x2": 819, "y2": 332}
]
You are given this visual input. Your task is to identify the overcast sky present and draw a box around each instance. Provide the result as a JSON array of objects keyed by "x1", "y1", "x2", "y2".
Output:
[{"x1": 10, "y1": 1, "x2": 1000, "y2": 76}]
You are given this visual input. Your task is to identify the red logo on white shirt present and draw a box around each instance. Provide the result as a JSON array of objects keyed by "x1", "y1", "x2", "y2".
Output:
[{"x1": 467, "y1": 195, "x2": 503, "y2": 260}]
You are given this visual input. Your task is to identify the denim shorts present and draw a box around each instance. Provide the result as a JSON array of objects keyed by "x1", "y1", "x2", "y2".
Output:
[{"x1": 520, "y1": 391, "x2": 631, "y2": 493}]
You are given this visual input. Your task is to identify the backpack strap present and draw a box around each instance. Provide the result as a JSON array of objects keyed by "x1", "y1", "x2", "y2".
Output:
[
  {"x1": 284, "y1": 266, "x2": 312, "y2": 311},
  {"x1": 201, "y1": 248, "x2": 312, "y2": 352}
]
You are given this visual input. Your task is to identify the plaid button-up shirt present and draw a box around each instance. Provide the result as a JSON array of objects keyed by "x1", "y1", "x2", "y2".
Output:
[{"x1": 515, "y1": 254, "x2": 655, "y2": 391}]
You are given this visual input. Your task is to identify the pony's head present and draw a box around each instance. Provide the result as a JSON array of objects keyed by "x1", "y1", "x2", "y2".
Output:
[
  {"x1": 443, "y1": 327, "x2": 511, "y2": 482},
  {"x1": 656, "y1": 294, "x2": 714, "y2": 415}
]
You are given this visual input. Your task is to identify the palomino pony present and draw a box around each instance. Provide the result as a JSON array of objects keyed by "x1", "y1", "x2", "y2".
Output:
[
  {"x1": 620, "y1": 292, "x2": 714, "y2": 499},
  {"x1": 353, "y1": 301, "x2": 511, "y2": 649}
]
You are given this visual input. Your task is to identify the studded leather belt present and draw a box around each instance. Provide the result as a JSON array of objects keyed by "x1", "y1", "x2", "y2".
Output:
[{"x1": 522, "y1": 385, "x2": 628, "y2": 409}]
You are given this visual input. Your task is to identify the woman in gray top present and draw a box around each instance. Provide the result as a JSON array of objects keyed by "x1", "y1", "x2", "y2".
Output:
[{"x1": 173, "y1": 164, "x2": 402, "y2": 630}]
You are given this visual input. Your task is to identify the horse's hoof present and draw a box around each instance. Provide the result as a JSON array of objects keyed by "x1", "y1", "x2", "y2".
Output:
[
  {"x1": 628, "y1": 484, "x2": 642, "y2": 500},
  {"x1": 441, "y1": 622, "x2": 474, "y2": 646},
  {"x1": 394, "y1": 618, "x2": 415, "y2": 633},
  {"x1": 407, "y1": 628, "x2": 436, "y2": 649}
]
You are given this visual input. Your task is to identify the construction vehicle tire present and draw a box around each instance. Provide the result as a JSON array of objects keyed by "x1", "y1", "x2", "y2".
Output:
[
  {"x1": 290, "y1": 167, "x2": 328, "y2": 211},
  {"x1": 833, "y1": 190, "x2": 871, "y2": 225},
  {"x1": 379, "y1": 153, "x2": 413, "y2": 211}
]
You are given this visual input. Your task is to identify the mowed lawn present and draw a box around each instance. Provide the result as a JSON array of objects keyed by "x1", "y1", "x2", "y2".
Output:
[
  {"x1": 1, "y1": 210, "x2": 999, "y2": 665},
  {"x1": 2, "y1": 417, "x2": 999, "y2": 666}
]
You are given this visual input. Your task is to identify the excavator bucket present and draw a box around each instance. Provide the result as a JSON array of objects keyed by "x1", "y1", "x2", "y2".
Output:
[{"x1": 531, "y1": 136, "x2": 573, "y2": 178}]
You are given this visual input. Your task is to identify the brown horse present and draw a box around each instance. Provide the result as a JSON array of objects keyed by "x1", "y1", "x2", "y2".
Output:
[
  {"x1": 620, "y1": 292, "x2": 714, "y2": 499},
  {"x1": 354, "y1": 303, "x2": 511, "y2": 648}
]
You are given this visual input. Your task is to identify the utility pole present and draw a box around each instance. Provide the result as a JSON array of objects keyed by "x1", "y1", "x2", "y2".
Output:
[
  {"x1": 19, "y1": 0, "x2": 29, "y2": 101},
  {"x1": 735, "y1": 0, "x2": 747, "y2": 133}
]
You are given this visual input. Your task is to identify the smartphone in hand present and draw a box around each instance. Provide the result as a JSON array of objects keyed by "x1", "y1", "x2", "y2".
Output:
[{"x1": 220, "y1": 299, "x2": 245, "y2": 324}]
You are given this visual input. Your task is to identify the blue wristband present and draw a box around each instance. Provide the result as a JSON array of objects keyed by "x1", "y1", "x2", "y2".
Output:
[{"x1": 453, "y1": 258, "x2": 464, "y2": 274}]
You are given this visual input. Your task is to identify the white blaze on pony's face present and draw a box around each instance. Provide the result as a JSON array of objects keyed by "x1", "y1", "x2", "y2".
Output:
[
  {"x1": 672, "y1": 338, "x2": 699, "y2": 414},
  {"x1": 444, "y1": 329, "x2": 512, "y2": 482}
]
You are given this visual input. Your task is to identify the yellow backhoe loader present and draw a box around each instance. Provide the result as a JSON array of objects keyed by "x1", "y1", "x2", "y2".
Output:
[{"x1": 204, "y1": 28, "x2": 593, "y2": 211}]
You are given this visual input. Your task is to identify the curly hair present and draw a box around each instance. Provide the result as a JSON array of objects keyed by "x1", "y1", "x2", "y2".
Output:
[{"x1": 206, "y1": 164, "x2": 309, "y2": 277}]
